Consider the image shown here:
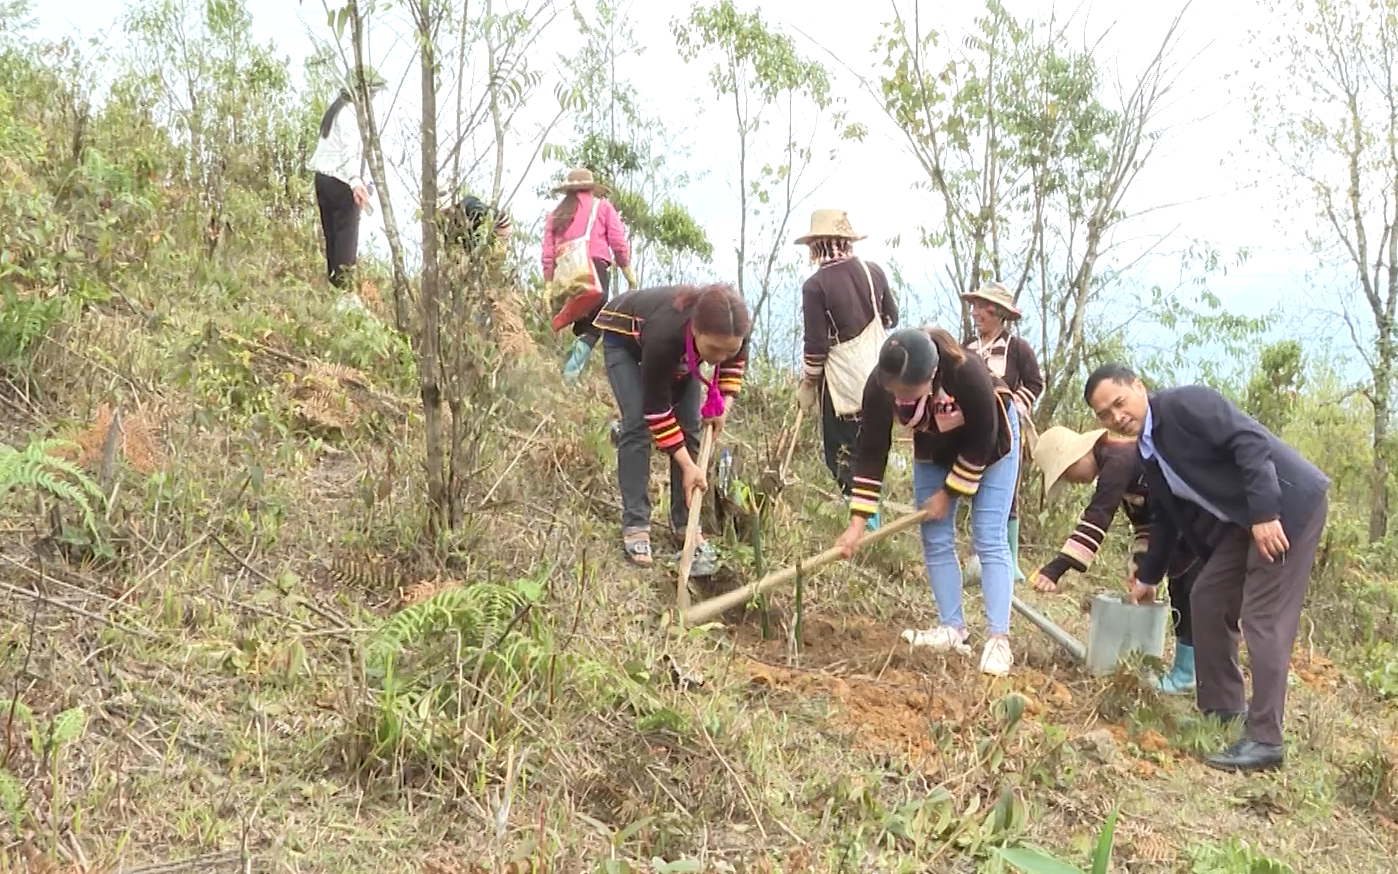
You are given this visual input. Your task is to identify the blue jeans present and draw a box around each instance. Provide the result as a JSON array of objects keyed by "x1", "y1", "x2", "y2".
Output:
[{"x1": 911, "y1": 406, "x2": 1021, "y2": 635}]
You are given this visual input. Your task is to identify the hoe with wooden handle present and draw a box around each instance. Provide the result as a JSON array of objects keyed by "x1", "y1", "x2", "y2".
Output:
[
  {"x1": 675, "y1": 423, "x2": 717, "y2": 618},
  {"x1": 682, "y1": 508, "x2": 930, "y2": 627}
]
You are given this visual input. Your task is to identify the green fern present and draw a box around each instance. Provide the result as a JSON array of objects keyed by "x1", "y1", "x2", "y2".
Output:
[
  {"x1": 366, "y1": 581, "x2": 534, "y2": 669},
  {"x1": 362, "y1": 579, "x2": 648, "y2": 761},
  {"x1": 0, "y1": 288, "x2": 65, "y2": 365},
  {"x1": 0, "y1": 768, "x2": 25, "y2": 833},
  {"x1": 0, "y1": 437, "x2": 108, "y2": 548}
]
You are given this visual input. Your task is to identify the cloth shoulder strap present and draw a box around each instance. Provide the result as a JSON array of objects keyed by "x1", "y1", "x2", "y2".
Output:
[{"x1": 857, "y1": 258, "x2": 879, "y2": 321}]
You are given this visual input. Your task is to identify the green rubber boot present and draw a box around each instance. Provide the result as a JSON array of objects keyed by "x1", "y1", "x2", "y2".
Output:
[
  {"x1": 1155, "y1": 643, "x2": 1197, "y2": 695},
  {"x1": 562, "y1": 337, "x2": 594, "y2": 384},
  {"x1": 1007, "y1": 518, "x2": 1026, "y2": 583}
]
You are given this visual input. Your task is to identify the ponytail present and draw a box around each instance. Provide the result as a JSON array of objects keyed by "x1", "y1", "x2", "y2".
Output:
[
  {"x1": 551, "y1": 192, "x2": 581, "y2": 236},
  {"x1": 319, "y1": 89, "x2": 351, "y2": 139},
  {"x1": 925, "y1": 327, "x2": 966, "y2": 366}
]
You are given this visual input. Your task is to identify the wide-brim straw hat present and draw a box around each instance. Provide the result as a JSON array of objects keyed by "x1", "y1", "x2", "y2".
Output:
[
  {"x1": 1033, "y1": 426, "x2": 1108, "y2": 500},
  {"x1": 794, "y1": 208, "x2": 867, "y2": 245},
  {"x1": 961, "y1": 281, "x2": 1022, "y2": 321},
  {"x1": 553, "y1": 167, "x2": 607, "y2": 195}
]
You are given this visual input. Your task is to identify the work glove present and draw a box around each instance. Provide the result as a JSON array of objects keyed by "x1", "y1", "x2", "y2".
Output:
[
  {"x1": 796, "y1": 377, "x2": 820, "y2": 413},
  {"x1": 622, "y1": 264, "x2": 639, "y2": 290}
]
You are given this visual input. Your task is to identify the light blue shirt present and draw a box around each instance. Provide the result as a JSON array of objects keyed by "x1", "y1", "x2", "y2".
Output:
[{"x1": 1138, "y1": 403, "x2": 1229, "y2": 522}]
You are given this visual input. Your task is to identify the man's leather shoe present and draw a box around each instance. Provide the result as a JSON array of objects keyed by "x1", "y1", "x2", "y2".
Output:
[
  {"x1": 1205, "y1": 739, "x2": 1284, "y2": 772},
  {"x1": 1203, "y1": 708, "x2": 1246, "y2": 725}
]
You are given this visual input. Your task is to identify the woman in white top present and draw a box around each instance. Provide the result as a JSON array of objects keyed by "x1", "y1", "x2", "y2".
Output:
[{"x1": 308, "y1": 66, "x2": 386, "y2": 289}]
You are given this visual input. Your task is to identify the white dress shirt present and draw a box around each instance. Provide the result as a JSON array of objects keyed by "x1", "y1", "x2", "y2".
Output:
[{"x1": 308, "y1": 102, "x2": 366, "y2": 191}]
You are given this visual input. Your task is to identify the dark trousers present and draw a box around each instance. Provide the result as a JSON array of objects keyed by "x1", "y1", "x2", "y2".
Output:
[
  {"x1": 820, "y1": 385, "x2": 860, "y2": 498},
  {"x1": 1191, "y1": 495, "x2": 1328, "y2": 746},
  {"x1": 314, "y1": 173, "x2": 360, "y2": 288},
  {"x1": 1166, "y1": 561, "x2": 1199, "y2": 645},
  {"x1": 571, "y1": 258, "x2": 613, "y2": 343},
  {"x1": 604, "y1": 341, "x2": 702, "y2": 536}
]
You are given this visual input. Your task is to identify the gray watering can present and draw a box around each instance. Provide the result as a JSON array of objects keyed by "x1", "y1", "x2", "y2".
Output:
[{"x1": 965, "y1": 555, "x2": 1168, "y2": 676}]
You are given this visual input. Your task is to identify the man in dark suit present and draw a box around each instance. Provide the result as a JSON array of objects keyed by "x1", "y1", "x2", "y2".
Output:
[{"x1": 1083, "y1": 363, "x2": 1330, "y2": 772}]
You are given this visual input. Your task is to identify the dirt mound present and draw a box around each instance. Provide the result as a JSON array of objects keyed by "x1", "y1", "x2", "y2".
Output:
[{"x1": 736, "y1": 617, "x2": 1087, "y2": 771}]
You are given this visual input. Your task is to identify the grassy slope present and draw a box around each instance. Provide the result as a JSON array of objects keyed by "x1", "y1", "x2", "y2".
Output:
[{"x1": 1, "y1": 266, "x2": 1396, "y2": 874}]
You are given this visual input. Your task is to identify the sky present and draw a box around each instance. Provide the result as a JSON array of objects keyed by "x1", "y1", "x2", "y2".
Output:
[{"x1": 26, "y1": 0, "x2": 1362, "y2": 381}]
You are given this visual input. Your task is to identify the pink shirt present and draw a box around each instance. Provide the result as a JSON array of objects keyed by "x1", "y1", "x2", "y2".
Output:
[{"x1": 540, "y1": 192, "x2": 631, "y2": 280}]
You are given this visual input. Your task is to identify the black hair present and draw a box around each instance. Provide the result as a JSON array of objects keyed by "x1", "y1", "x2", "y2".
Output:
[
  {"x1": 1083, "y1": 362, "x2": 1139, "y2": 405},
  {"x1": 807, "y1": 237, "x2": 854, "y2": 263},
  {"x1": 876, "y1": 327, "x2": 965, "y2": 387},
  {"x1": 319, "y1": 89, "x2": 351, "y2": 139}
]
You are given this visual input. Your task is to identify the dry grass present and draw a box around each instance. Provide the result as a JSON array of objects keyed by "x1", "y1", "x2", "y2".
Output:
[{"x1": 2, "y1": 285, "x2": 1398, "y2": 874}]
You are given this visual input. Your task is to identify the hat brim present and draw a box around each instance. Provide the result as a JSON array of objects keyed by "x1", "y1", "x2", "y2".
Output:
[
  {"x1": 961, "y1": 291, "x2": 1022, "y2": 320},
  {"x1": 794, "y1": 232, "x2": 868, "y2": 245},
  {"x1": 1038, "y1": 429, "x2": 1108, "y2": 499},
  {"x1": 553, "y1": 181, "x2": 608, "y2": 195}
]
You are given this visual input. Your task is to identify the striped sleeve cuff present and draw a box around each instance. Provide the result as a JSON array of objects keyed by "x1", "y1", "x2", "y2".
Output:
[
  {"x1": 645, "y1": 409, "x2": 686, "y2": 453},
  {"x1": 1132, "y1": 527, "x2": 1150, "y2": 556},
  {"x1": 717, "y1": 358, "x2": 745, "y2": 395},
  {"x1": 850, "y1": 476, "x2": 882, "y2": 517},
  {"x1": 802, "y1": 353, "x2": 827, "y2": 380},
  {"x1": 1014, "y1": 386, "x2": 1037, "y2": 410},
  {"x1": 944, "y1": 457, "x2": 986, "y2": 496},
  {"x1": 1059, "y1": 520, "x2": 1108, "y2": 571}
]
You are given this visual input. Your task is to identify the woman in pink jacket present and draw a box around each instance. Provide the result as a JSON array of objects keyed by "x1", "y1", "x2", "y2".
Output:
[{"x1": 543, "y1": 168, "x2": 637, "y2": 383}]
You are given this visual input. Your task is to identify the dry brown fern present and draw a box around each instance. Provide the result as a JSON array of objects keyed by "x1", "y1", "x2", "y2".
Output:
[
  {"x1": 488, "y1": 287, "x2": 535, "y2": 358},
  {"x1": 328, "y1": 553, "x2": 403, "y2": 591},
  {"x1": 397, "y1": 577, "x2": 461, "y2": 607},
  {"x1": 69, "y1": 401, "x2": 169, "y2": 475}
]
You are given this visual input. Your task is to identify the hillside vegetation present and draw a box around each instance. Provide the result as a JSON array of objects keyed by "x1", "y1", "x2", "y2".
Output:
[{"x1": 1, "y1": 2, "x2": 1397, "y2": 874}]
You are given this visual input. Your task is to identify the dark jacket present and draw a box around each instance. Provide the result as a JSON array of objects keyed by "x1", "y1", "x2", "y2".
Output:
[
  {"x1": 595, "y1": 286, "x2": 749, "y2": 456},
  {"x1": 1135, "y1": 385, "x2": 1329, "y2": 586},
  {"x1": 1041, "y1": 437, "x2": 1206, "y2": 584},
  {"x1": 848, "y1": 332, "x2": 1013, "y2": 517},
  {"x1": 800, "y1": 258, "x2": 899, "y2": 379},
  {"x1": 966, "y1": 330, "x2": 1043, "y2": 414}
]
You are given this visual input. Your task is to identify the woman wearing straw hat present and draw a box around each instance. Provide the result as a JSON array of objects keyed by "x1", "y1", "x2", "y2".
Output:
[
  {"x1": 794, "y1": 209, "x2": 899, "y2": 528},
  {"x1": 542, "y1": 168, "x2": 637, "y2": 384},
  {"x1": 961, "y1": 282, "x2": 1043, "y2": 584},
  {"x1": 1030, "y1": 425, "x2": 1206, "y2": 694},
  {"x1": 309, "y1": 65, "x2": 388, "y2": 298}
]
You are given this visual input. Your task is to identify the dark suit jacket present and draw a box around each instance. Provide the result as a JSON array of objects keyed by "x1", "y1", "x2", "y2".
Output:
[{"x1": 1135, "y1": 386, "x2": 1329, "y2": 586}]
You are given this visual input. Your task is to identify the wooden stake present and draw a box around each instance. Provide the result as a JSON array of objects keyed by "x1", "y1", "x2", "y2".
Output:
[
  {"x1": 779, "y1": 405, "x2": 804, "y2": 483},
  {"x1": 675, "y1": 423, "x2": 716, "y2": 619}
]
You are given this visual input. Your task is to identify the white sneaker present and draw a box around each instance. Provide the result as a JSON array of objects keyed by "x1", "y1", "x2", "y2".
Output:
[
  {"x1": 980, "y1": 637, "x2": 1014, "y2": 677},
  {"x1": 901, "y1": 625, "x2": 970, "y2": 653}
]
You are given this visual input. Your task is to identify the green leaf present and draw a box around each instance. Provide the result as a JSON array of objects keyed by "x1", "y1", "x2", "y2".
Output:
[
  {"x1": 1090, "y1": 805, "x2": 1120, "y2": 874},
  {"x1": 994, "y1": 845, "x2": 1085, "y2": 874},
  {"x1": 51, "y1": 706, "x2": 87, "y2": 747}
]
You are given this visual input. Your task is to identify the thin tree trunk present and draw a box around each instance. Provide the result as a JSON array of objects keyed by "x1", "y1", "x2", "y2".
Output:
[
  {"x1": 733, "y1": 60, "x2": 748, "y2": 298},
  {"x1": 347, "y1": 0, "x2": 413, "y2": 332},
  {"x1": 485, "y1": 0, "x2": 506, "y2": 204},
  {"x1": 1371, "y1": 383, "x2": 1391, "y2": 541},
  {"x1": 417, "y1": 0, "x2": 447, "y2": 532}
]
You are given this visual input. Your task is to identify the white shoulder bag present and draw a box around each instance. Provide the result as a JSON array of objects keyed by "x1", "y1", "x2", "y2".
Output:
[
  {"x1": 823, "y1": 259, "x2": 884, "y2": 417},
  {"x1": 552, "y1": 197, "x2": 602, "y2": 293}
]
